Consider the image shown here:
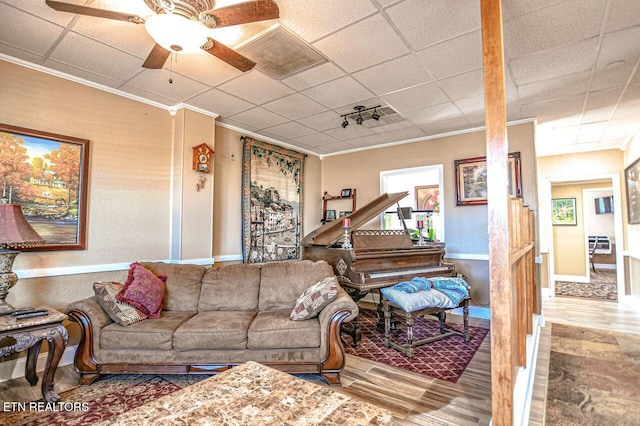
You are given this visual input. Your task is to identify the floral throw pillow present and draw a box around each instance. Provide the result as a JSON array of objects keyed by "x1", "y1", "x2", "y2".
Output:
[
  {"x1": 94, "y1": 282, "x2": 148, "y2": 326},
  {"x1": 116, "y1": 262, "x2": 167, "y2": 319},
  {"x1": 290, "y1": 276, "x2": 338, "y2": 321}
]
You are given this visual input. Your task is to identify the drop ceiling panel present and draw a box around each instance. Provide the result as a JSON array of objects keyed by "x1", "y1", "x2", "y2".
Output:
[
  {"x1": 503, "y1": 0, "x2": 605, "y2": 59},
  {"x1": 313, "y1": 14, "x2": 409, "y2": 74},
  {"x1": 5, "y1": 0, "x2": 77, "y2": 27},
  {"x1": 404, "y1": 102, "x2": 462, "y2": 125},
  {"x1": 124, "y1": 69, "x2": 210, "y2": 103},
  {"x1": 70, "y1": 16, "x2": 153, "y2": 58},
  {"x1": 313, "y1": 141, "x2": 354, "y2": 154},
  {"x1": 188, "y1": 88, "x2": 253, "y2": 117},
  {"x1": 521, "y1": 94, "x2": 586, "y2": 120},
  {"x1": 302, "y1": 76, "x2": 373, "y2": 109},
  {"x1": 378, "y1": 126, "x2": 426, "y2": 142},
  {"x1": 386, "y1": 0, "x2": 480, "y2": 51},
  {"x1": 0, "y1": 4, "x2": 64, "y2": 55},
  {"x1": 262, "y1": 121, "x2": 316, "y2": 139},
  {"x1": 439, "y1": 69, "x2": 484, "y2": 101},
  {"x1": 516, "y1": 71, "x2": 591, "y2": 104},
  {"x1": 262, "y1": 93, "x2": 327, "y2": 120},
  {"x1": 419, "y1": 117, "x2": 471, "y2": 136},
  {"x1": 353, "y1": 54, "x2": 432, "y2": 96},
  {"x1": 502, "y1": 0, "x2": 564, "y2": 18},
  {"x1": 416, "y1": 31, "x2": 483, "y2": 80},
  {"x1": 297, "y1": 111, "x2": 342, "y2": 132},
  {"x1": 603, "y1": 0, "x2": 640, "y2": 34},
  {"x1": 50, "y1": 32, "x2": 143, "y2": 82},
  {"x1": 294, "y1": 133, "x2": 339, "y2": 148},
  {"x1": 345, "y1": 134, "x2": 387, "y2": 148},
  {"x1": 455, "y1": 95, "x2": 485, "y2": 116},
  {"x1": 590, "y1": 27, "x2": 640, "y2": 92},
  {"x1": 281, "y1": 62, "x2": 345, "y2": 91},
  {"x1": 227, "y1": 107, "x2": 289, "y2": 129},
  {"x1": 42, "y1": 59, "x2": 124, "y2": 88},
  {"x1": 169, "y1": 51, "x2": 243, "y2": 87},
  {"x1": 510, "y1": 39, "x2": 599, "y2": 85},
  {"x1": 278, "y1": 0, "x2": 378, "y2": 42},
  {"x1": 381, "y1": 82, "x2": 449, "y2": 113},
  {"x1": 325, "y1": 123, "x2": 375, "y2": 140},
  {"x1": 217, "y1": 70, "x2": 294, "y2": 105}
]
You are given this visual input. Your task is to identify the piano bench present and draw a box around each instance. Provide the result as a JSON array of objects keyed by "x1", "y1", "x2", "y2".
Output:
[{"x1": 382, "y1": 298, "x2": 470, "y2": 358}]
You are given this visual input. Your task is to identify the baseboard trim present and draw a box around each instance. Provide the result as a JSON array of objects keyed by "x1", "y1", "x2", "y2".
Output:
[
  {"x1": 553, "y1": 274, "x2": 588, "y2": 283},
  {"x1": 515, "y1": 314, "x2": 543, "y2": 426},
  {"x1": 0, "y1": 345, "x2": 77, "y2": 383}
]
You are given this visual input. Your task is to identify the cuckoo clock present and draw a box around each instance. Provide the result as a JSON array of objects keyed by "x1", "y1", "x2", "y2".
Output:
[{"x1": 192, "y1": 143, "x2": 214, "y2": 173}]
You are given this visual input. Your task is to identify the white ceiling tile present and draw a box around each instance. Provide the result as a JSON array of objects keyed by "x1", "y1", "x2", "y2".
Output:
[
  {"x1": 602, "y1": 118, "x2": 638, "y2": 140},
  {"x1": 325, "y1": 122, "x2": 374, "y2": 140},
  {"x1": 297, "y1": 111, "x2": 341, "y2": 131},
  {"x1": 353, "y1": 55, "x2": 432, "y2": 96},
  {"x1": 590, "y1": 26, "x2": 640, "y2": 92},
  {"x1": 0, "y1": 3, "x2": 64, "y2": 55},
  {"x1": 381, "y1": 82, "x2": 448, "y2": 113},
  {"x1": 188, "y1": 88, "x2": 253, "y2": 117},
  {"x1": 278, "y1": 0, "x2": 378, "y2": 42},
  {"x1": 313, "y1": 14, "x2": 410, "y2": 73},
  {"x1": 217, "y1": 70, "x2": 294, "y2": 104},
  {"x1": 604, "y1": 0, "x2": 640, "y2": 33},
  {"x1": 386, "y1": 0, "x2": 480, "y2": 50},
  {"x1": 70, "y1": 16, "x2": 153, "y2": 58},
  {"x1": 314, "y1": 141, "x2": 356, "y2": 154},
  {"x1": 302, "y1": 76, "x2": 373, "y2": 109},
  {"x1": 294, "y1": 133, "x2": 339, "y2": 148},
  {"x1": 416, "y1": 31, "x2": 483, "y2": 80},
  {"x1": 262, "y1": 121, "x2": 316, "y2": 139},
  {"x1": 370, "y1": 119, "x2": 414, "y2": 134},
  {"x1": 50, "y1": 32, "x2": 144, "y2": 82},
  {"x1": 10, "y1": 0, "x2": 79, "y2": 26},
  {"x1": 438, "y1": 69, "x2": 484, "y2": 101},
  {"x1": 404, "y1": 102, "x2": 462, "y2": 125},
  {"x1": 419, "y1": 117, "x2": 471, "y2": 136},
  {"x1": 510, "y1": 38, "x2": 599, "y2": 85},
  {"x1": 124, "y1": 69, "x2": 210, "y2": 103},
  {"x1": 374, "y1": 0, "x2": 403, "y2": 7},
  {"x1": 345, "y1": 134, "x2": 388, "y2": 148},
  {"x1": 281, "y1": 62, "x2": 345, "y2": 91},
  {"x1": 164, "y1": 50, "x2": 242, "y2": 87},
  {"x1": 262, "y1": 93, "x2": 327, "y2": 120},
  {"x1": 582, "y1": 88, "x2": 623, "y2": 123},
  {"x1": 116, "y1": 84, "x2": 178, "y2": 105},
  {"x1": 517, "y1": 71, "x2": 591, "y2": 104},
  {"x1": 455, "y1": 95, "x2": 485, "y2": 116},
  {"x1": 0, "y1": 44, "x2": 44, "y2": 64},
  {"x1": 227, "y1": 107, "x2": 288, "y2": 129},
  {"x1": 597, "y1": 138, "x2": 625, "y2": 149},
  {"x1": 502, "y1": 0, "x2": 564, "y2": 19},
  {"x1": 217, "y1": 117, "x2": 260, "y2": 133},
  {"x1": 577, "y1": 122, "x2": 607, "y2": 143},
  {"x1": 504, "y1": 0, "x2": 605, "y2": 59},
  {"x1": 42, "y1": 59, "x2": 124, "y2": 88},
  {"x1": 521, "y1": 94, "x2": 586, "y2": 119},
  {"x1": 378, "y1": 126, "x2": 426, "y2": 142}
]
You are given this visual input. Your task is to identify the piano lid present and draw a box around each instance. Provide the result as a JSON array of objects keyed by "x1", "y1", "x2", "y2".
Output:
[{"x1": 302, "y1": 191, "x2": 409, "y2": 247}]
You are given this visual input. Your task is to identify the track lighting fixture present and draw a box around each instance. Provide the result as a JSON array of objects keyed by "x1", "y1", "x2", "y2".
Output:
[{"x1": 339, "y1": 104, "x2": 382, "y2": 128}]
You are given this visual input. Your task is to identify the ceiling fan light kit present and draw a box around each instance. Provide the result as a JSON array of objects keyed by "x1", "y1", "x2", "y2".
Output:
[
  {"x1": 45, "y1": 0, "x2": 280, "y2": 72},
  {"x1": 145, "y1": 13, "x2": 207, "y2": 53}
]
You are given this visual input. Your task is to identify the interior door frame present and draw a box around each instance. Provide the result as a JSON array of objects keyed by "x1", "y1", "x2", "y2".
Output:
[{"x1": 544, "y1": 173, "x2": 625, "y2": 300}]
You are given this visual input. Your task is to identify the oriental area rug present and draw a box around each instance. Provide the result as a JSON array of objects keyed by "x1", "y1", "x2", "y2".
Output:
[
  {"x1": 545, "y1": 323, "x2": 640, "y2": 425},
  {"x1": 555, "y1": 269, "x2": 617, "y2": 300},
  {"x1": 345, "y1": 308, "x2": 489, "y2": 383}
]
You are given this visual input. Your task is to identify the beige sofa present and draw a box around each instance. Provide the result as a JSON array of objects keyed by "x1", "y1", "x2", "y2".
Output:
[{"x1": 67, "y1": 260, "x2": 358, "y2": 386}]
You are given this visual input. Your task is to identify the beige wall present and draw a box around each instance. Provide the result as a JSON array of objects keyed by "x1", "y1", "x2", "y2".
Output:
[
  {"x1": 212, "y1": 125, "x2": 322, "y2": 259},
  {"x1": 320, "y1": 121, "x2": 538, "y2": 306},
  {"x1": 624, "y1": 131, "x2": 640, "y2": 297}
]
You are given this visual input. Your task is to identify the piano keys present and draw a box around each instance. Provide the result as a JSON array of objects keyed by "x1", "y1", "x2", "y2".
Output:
[{"x1": 302, "y1": 192, "x2": 456, "y2": 347}]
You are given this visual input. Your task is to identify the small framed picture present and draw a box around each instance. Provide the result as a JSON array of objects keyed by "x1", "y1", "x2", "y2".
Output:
[
  {"x1": 339, "y1": 211, "x2": 352, "y2": 218},
  {"x1": 552, "y1": 198, "x2": 577, "y2": 225},
  {"x1": 340, "y1": 188, "x2": 352, "y2": 197},
  {"x1": 324, "y1": 210, "x2": 336, "y2": 221}
]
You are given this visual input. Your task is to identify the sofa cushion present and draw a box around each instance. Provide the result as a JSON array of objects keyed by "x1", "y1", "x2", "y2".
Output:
[
  {"x1": 248, "y1": 310, "x2": 320, "y2": 350},
  {"x1": 173, "y1": 311, "x2": 256, "y2": 351},
  {"x1": 142, "y1": 262, "x2": 206, "y2": 312},
  {"x1": 199, "y1": 264, "x2": 261, "y2": 311},
  {"x1": 258, "y1": 260, "x2": 334, "y2": 311},
  {"x1": 290, "y1": 276, "x2": 339, "y2": 320},
  {"x1": 100, "y1": 311, "x2": 195, "y2": 351},
  {"x1": 94, "y1": 281, "x2": 148, "y2": 326},
  {"x1": 116, "y1": 262, "x2": 166, "y2": 319}
]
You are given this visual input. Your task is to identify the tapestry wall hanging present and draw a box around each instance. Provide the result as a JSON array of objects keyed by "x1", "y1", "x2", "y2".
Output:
[{"x1": 242, "y1": 137, "x2": 305, "y2": 263}]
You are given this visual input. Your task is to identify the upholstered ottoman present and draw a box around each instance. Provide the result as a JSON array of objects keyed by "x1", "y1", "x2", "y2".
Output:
[{"x1": 380, "y1": 276, "x2": 471, "y2": 358}]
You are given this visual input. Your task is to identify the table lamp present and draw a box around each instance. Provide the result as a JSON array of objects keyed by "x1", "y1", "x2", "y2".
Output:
[{"x1": 0, "y1": 202, "x2": 45, "y2": 312}]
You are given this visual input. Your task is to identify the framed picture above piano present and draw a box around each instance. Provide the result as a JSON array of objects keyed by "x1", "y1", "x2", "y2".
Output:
[{"x1": 454, "y1": 152, "x2": 522, "y2": 206}]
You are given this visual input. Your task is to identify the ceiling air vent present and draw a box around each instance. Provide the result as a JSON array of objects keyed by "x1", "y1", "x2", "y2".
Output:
[
  {"x1": 361, "y1": 106, "x2": 404, "y2": 128},
  {"x1": 237, "y1": 25, "x2": 328, "y2": 80}
]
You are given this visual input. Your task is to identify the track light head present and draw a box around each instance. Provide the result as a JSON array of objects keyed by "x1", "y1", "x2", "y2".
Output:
[
  {"x1": 341, "y1": 117, "x2": 349, "y2": 128},
  {"x1": 371, "y1": 108, "x2": 380, "y2": 121},
  {"x1": 356, "y1": 114, "x2": 363, "y2": 125}
]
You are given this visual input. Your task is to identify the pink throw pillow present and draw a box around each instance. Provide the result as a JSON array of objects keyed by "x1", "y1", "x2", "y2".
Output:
[{"x1": 116, "y1": 262, "x2": 167, "y2": 319}]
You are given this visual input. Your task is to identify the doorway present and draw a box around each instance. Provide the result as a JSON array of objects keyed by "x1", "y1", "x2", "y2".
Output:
[{"x1": 546, "y1": 174, "x2": 625, "y2": 301}]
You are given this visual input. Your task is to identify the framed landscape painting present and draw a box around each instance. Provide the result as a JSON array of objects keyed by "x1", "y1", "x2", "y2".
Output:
[
  {"x1": 0, "y1": 124, "x2": 90, "y2": 250},
  {"x1": 552, "y1": 198, "x2": 577, "y2": 226},
  {"x1": 455, "y1": 152, "x2": 522, "y2": 206}
]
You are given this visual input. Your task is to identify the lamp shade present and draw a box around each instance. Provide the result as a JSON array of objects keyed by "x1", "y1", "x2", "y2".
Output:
[
  {"x1": 145, "y1": 13, "x2": 207, "y2": 54},
  {"x1": 0, "y1": 204, "x2": 45, "y2": 249}
]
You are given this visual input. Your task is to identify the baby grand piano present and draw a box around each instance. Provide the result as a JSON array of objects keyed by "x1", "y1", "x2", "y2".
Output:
[{"x1": 302, "y1": 192, "x2": 456, "y2": 347}]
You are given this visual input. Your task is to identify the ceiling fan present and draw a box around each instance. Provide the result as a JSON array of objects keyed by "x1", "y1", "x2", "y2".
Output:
[{"x1": 45, "y1": 0, "x2": 280, "y2": 72}]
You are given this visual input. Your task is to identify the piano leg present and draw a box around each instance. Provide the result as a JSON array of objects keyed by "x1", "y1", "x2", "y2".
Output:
[{"x1": 341, "y1": 287, "x2": 368, "y2": 348}]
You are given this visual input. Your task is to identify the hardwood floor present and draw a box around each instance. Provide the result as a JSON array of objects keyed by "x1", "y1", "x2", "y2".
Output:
[{"x1": 2, "y1": 295, "x2": 638, "y2": 425}]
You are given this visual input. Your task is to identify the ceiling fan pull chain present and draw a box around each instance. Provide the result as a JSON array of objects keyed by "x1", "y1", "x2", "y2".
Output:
[{"x1": 169, "y1": 53, "x2": 174, "y2": 84}]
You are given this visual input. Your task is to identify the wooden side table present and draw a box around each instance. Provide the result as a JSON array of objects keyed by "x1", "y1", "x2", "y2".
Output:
[{"x1": 0, "y1": 307, "x2": 68, "y2": 402}]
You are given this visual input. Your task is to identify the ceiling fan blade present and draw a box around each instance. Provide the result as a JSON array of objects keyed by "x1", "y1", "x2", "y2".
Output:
[
  {"x1": 202, "y1": 38, "x2": 256, "y2": 72},
  {"x1": 142, "y1": 44, "x2": 171, "y2": 69},
  {"x1": 207, "y1": 0, "x2": 279, "y2": 29},
  {"x1": 45, "y1": 0, "x2": 144, "y2": 24}
]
